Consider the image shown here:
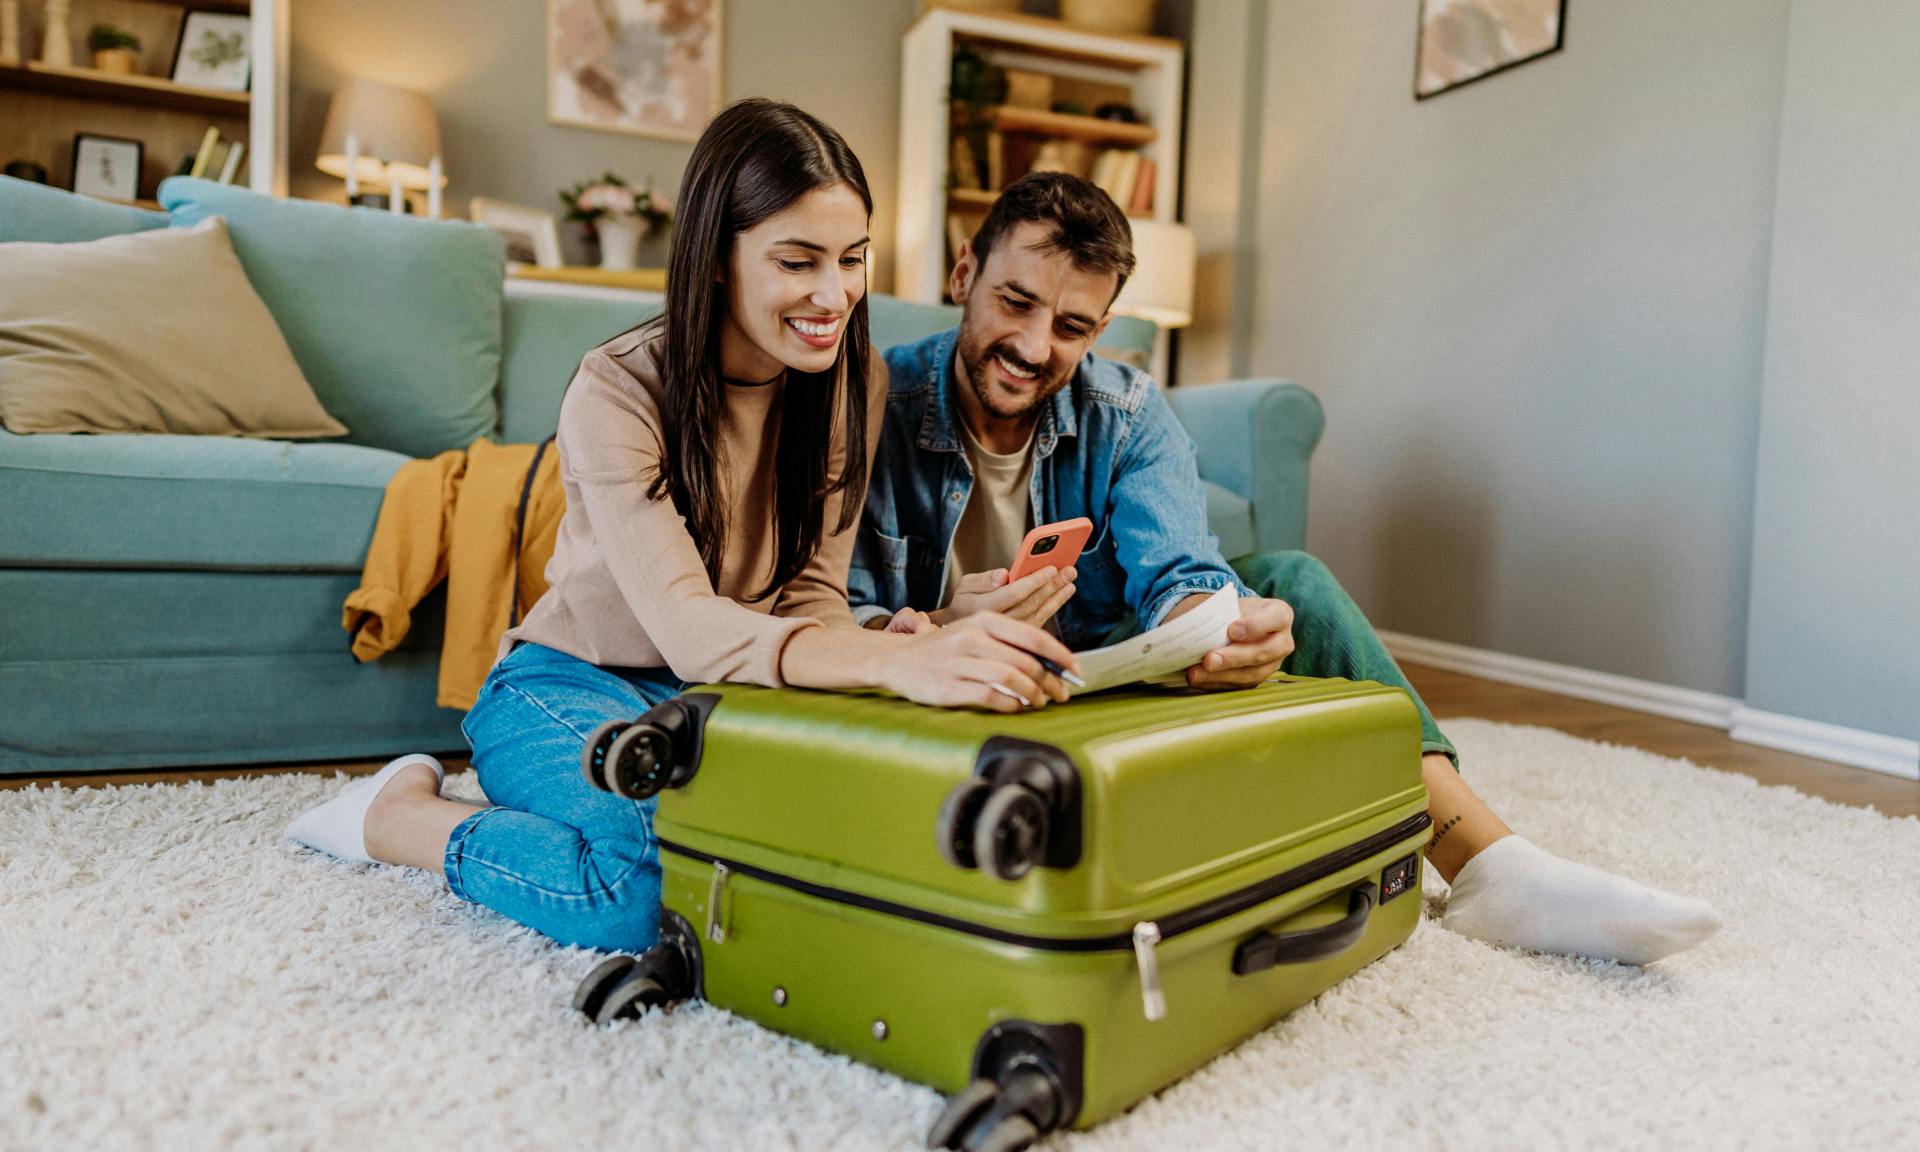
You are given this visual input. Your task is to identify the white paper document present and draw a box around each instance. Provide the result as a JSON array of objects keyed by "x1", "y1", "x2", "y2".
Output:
[{"x1": 1069, "y1": 585, "x2": 1241, "y2": 695}]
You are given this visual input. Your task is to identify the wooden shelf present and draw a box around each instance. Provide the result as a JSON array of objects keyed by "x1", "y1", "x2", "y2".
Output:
[
  {"x1": 984, "y1": 105, "x2": 1155, "y2": 147},
  {"x1": 0, "y1": 62, "x2": 249, "y2": 118},
  {"x1": 508, "y1": 264, "x2": 668, "y2": 293},
  {"x1": 949, "y1": 186, "x2": 1151, "y2": 221},
  {"x1": 124, "y1": 0, "x2": 253, "y2": 10}
]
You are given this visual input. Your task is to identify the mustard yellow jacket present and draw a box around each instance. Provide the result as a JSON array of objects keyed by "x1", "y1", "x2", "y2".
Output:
[{"x1": 344, "y1": 439, "x2": 562, "y2": 710}]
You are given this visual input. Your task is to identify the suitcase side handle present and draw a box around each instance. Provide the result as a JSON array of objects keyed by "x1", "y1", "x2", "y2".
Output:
[{"x1": 1231, "y1": 882, "x2": 1376, "y2": 975}]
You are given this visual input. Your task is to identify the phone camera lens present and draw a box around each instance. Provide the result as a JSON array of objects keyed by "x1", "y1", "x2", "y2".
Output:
[{"x1": 1033, "y1": 536, "x2": 1058, "y2": 555}]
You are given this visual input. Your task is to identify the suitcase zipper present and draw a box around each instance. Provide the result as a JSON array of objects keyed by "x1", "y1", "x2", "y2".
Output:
[
  {"x1": 658, "y1": 810, "x2": 1430, "y2": 956},
  {"x1": 706, "y1": 861, "x2": 731, "y2": 943},
  {"x1": 1132, "y1": 922, "x2": 1166, "y2": 1022}
]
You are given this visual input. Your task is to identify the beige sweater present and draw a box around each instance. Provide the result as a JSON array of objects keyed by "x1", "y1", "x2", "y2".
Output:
[{"x1": 501, "y1": 327, "x2": 886, "y2": 686}]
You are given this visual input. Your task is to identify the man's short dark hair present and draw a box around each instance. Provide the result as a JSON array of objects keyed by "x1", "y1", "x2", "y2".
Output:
[{"x1": 969, "y1": 171, "x2": 1136, "y2": 301}]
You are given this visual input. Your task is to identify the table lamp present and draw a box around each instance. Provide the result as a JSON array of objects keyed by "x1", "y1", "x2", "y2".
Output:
[{"x1": 315, "y1": 77, "x2": 447, "y2": 217}]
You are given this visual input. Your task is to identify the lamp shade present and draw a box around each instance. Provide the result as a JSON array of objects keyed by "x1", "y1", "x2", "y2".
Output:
[
  {"x1": 1110, "y1": 219, "x2": 1196, "y2": 329},
  {"x1": 315, "y1": 77, "x2": 445, "y2": 190}
]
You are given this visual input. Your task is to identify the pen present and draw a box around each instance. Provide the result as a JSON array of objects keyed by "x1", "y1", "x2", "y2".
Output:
[
  {"x1": 1033, "y1": 654, "x2": 1086, "y2": 689},
  {"x1": 988, "y1": 683, "x2": 1033, "y2": 707}
]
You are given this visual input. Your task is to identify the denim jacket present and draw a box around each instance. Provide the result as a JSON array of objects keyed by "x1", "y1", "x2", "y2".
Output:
[{"x1": 848, "y1": 329, "x2": 1249, "y2": 649}]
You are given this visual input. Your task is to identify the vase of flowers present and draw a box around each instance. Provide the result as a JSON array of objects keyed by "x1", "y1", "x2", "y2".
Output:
[{"x1": 561, "y1": 173, "x2": 671, "y2": 271}]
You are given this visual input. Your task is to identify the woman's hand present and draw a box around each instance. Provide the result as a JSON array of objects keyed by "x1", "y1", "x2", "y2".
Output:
[
  {"x1": 882, "y1": 607, "x2": 936, "y2": 635},
  {"x1": 880, "y1": 612, "x2": 1080, "y2": 712},
  {"x1": 930, "y1": 566, "x2": 1077, "y2": 630}
]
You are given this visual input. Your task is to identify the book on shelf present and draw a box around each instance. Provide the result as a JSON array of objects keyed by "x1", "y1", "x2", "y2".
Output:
[
  {"x1": 187, "y1": 127, "x2": 221, "y2": 179},
  {"x1": 985, "y1": 130, "x2": 1004, "y2": 195},
  {"x1": 1110, "y1": 150, "x2": 1142, "y2": 210},
  {"x1": 950, "y1": 136, "x2": 982, "y2": 191},
  {"x1": 217, "y1": 140, "x2": 245, "y2": 184},
  {"x1": 947, "y1": 213, "x2": 971, "y2": 262},
  {"x1": 1128, "y1": 157, "x2": 1155, "y2": 214}
]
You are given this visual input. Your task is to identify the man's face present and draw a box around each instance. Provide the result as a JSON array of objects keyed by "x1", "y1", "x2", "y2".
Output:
[{"x1": 950, "y1": 221, "x2": 1117, "y2": 425}]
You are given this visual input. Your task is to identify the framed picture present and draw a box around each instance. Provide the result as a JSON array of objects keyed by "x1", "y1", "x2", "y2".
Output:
[
  {"x1": 170, "y1": 9, "x2": 252, "y2": 92},
  {"x1": 470, "y1": 198, "x2": 564, "y2": 268},
  {"x1": 1415, "y1": 0, "x2": 1566, "y2": 100},
  {"x1": 548, "y1": 0, "x2": 722, "y2": 142},
  {"x1": 71, "y1": 134, "x2": 144, "y2": 202}
]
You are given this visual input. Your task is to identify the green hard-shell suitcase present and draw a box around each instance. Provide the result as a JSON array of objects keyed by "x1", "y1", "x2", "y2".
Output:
[{"x1": 573, "y1": 677, "x2": 1431, "y2": 1151}]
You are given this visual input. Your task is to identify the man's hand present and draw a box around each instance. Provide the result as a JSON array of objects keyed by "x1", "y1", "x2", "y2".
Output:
[
  {"x1": 1184, "y1": 595, "x2": 1295, "y2": 690},
  {"x1": 882, "y1": 607, "x2": 936, "y2": 635},
  {"x1": 931, "y1": 566, "x2": 1077, "y2": 630}
]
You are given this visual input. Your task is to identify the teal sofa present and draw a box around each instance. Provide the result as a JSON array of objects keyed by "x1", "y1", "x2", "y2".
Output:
[{"x1": 0, "y1": 176, "x2": 1324, "y2": 776}]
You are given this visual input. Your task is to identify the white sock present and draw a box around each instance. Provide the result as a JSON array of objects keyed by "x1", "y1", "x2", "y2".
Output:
[
  {"x1": 285, "y1": 754, "x2": 444, "y2": 866},
  {"x1": 1440, "y1": 834, "x2": 1721, "y2": 965}
]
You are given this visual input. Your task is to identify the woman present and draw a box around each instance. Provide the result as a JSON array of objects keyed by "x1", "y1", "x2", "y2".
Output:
[{"x1": 287, "y1": 99, "x2": 1078, "y2": 952}]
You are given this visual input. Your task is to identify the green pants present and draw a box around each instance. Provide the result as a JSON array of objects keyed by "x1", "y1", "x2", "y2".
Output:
[{"x1": 1107, "y1": 552, "x2": 1455, "y2": 766}]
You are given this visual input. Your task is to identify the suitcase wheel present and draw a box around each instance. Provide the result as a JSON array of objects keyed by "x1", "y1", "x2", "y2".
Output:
[
  {"x1": 571, "y1": 954, "x2": 637, "y2": 1020},
  {"x1": 972, "y1": 784, "x2": 1050, "y2": 882},
  {"x1": 580, "y1": 719, "x2": 631, "y2": 792},
  {"x1": 935, "y1": 778, "x2": 993, "y2": 870},
  {"x1": 928, "y1": 1066, "x2": 1061, "y2": 1152},
  {"x1": 578, "y1": 938, "x2": 696, "y2": 1026},
  {"x1": 966, "y1": 1115, "x2": 1038, "y2": 1152},
  {"x1": 604, "y1": 723, "x2": 676, "y2": 800},
  {"x1": 926, "y1": 1079, "x2": 999, "y2": 1149}
]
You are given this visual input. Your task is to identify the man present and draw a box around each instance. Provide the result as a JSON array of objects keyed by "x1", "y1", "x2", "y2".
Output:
[{"x1": 849, "y1": 172, "x2": 1719, "y2": 966}]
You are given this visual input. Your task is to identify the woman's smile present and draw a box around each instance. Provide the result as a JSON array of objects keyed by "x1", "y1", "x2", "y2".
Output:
[{"x1": 784, "y1": 313, "x2": 843, "y2": 348}]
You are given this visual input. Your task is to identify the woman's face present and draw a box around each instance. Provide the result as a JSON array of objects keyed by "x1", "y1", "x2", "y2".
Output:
[{"x1": 718, "y1": 182, "x2": 871, "y2": 383}]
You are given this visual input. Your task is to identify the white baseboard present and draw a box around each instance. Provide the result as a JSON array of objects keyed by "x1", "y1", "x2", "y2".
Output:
[
  {"x1": 1377, "y1": 631, "x2": 1739, "y2": 729},
  {"x1": 1729, "y1": 706, "x2": 1920, "y2": 782},
  {"x1": 1378, "y1": 630, "x2": 1919, "y2": 781}
]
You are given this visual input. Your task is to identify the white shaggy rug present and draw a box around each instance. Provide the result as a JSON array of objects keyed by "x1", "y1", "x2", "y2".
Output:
[{"x1": 4, "y1": 720, "x2": 1919, "y2": 1152}]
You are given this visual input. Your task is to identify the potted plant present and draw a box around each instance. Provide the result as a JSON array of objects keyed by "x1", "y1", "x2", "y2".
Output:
[
  {"x1": 87, "y1": 24, "x2": 139, "y2": 75},
  {"x1": 560, "y1": 173, "x2": 671, "y2": 271}
]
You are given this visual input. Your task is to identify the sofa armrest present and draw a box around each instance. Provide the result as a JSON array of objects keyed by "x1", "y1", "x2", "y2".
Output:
[{"x1": 1164, "y1": 378, "x2": 1325, "y2": 554}]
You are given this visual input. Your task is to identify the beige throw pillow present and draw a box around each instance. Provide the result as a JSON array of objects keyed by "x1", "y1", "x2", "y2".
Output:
[{"x1": 0, "y1": 217, "x2": 347, "y2": 439}]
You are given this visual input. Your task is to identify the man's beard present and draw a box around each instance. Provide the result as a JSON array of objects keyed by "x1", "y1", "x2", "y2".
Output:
[{"x1": 957, "y1": 328, "x2": 1071, "y2": 421}]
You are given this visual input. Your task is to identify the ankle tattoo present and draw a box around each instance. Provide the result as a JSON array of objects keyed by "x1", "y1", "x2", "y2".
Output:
[{"x1": 1427, "y1": 815, "x2": 1462, "y2": 852}]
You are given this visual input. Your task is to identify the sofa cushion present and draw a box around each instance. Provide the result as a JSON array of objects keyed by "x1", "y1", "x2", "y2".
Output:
[
  {"x1": 0, "y1": 174, "x2": 168, "y2": 243},
  {"x1": 0, "y1": 218, "x2": 347, "y2": 439},
  {"x1": 499, "y1": 287, "x2": 658, "y2": 443},
  {"x1": 497, "y1": 288, "x2": 1163, "y2": 443},
  {"x1": 158, "y1": 177, "x2": 506, "y2": 458},
  {"x1": 0, "y1": 428, "x2": 406, "y2": 572}
]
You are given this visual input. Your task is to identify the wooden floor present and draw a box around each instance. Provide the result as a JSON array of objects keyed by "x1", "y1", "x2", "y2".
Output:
[{"x1": 6, "y1": 662, "x2": 1917, "y2": 817}]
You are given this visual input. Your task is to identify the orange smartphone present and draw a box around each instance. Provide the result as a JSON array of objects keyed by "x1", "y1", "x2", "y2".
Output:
[{"x1": 1006, "y1": 517, "x2": 1094, "y2": 582}]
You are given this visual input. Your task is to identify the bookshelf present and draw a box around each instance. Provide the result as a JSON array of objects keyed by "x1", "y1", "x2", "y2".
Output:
[
  {"x1": 895, "y1": 6, "x2": 1185, "y2": 303},
  {"x1": 0, "y1": 0, "x2": 286, "y2": 201}
]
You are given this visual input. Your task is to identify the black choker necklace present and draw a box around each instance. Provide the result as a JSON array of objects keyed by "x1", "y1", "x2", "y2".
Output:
[{"x1": 723, "y1": 371, "x2": 783, "y2": 388}]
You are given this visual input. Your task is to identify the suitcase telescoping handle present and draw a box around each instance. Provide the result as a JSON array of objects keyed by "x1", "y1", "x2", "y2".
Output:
[{"x1": 1230, "y1": 882, "x2": 1376, "y2": 976}]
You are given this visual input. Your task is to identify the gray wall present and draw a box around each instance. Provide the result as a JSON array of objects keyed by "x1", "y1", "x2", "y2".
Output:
[
  {"x1": 1743, "y1": 3, "x2": 1920, "y2": 740},
  {"x1": 289, "y1": 0, "x2": 916, "y2": 284},
  {"x1": 1246, "y1": 0, "x2": 1792, "y2": 700}
]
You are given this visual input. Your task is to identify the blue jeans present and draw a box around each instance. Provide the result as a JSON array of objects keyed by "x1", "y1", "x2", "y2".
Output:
[{"x1": 449, "y1": 641, "x2": 685, "y2": 952}]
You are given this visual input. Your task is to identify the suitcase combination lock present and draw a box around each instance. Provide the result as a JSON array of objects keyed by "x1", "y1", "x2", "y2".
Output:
[{"x1": 935, "y1": 738, "x2": 1082, "y2": 881}]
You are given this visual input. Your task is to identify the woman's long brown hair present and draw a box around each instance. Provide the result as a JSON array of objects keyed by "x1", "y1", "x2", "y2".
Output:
[{"x1": 646, "y1": 97, "x2": 873, "y2": 601}]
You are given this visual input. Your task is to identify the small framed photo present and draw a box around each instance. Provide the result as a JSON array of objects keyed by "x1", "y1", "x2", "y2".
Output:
[
  {"x1": 469, "y1": 198, "x2": 564, "y2": 268},
  {"x1": 71, "y1": 133, "x2": 144, "y2": 202},
  {"x1": 170, "y1": 9, "x2": 252, "y2": 92}
]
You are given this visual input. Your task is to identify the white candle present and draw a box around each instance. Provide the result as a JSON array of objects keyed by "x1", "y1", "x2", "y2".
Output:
[
  {"x1": 389, "y1": 169, "x2": 404, "y2": 215},
  {"x1": 343, "y1": 133, "x2": 359, "y2": 199},
  {"x1": 427, "y1": 156, "x2": 442, "y2": 219}
]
